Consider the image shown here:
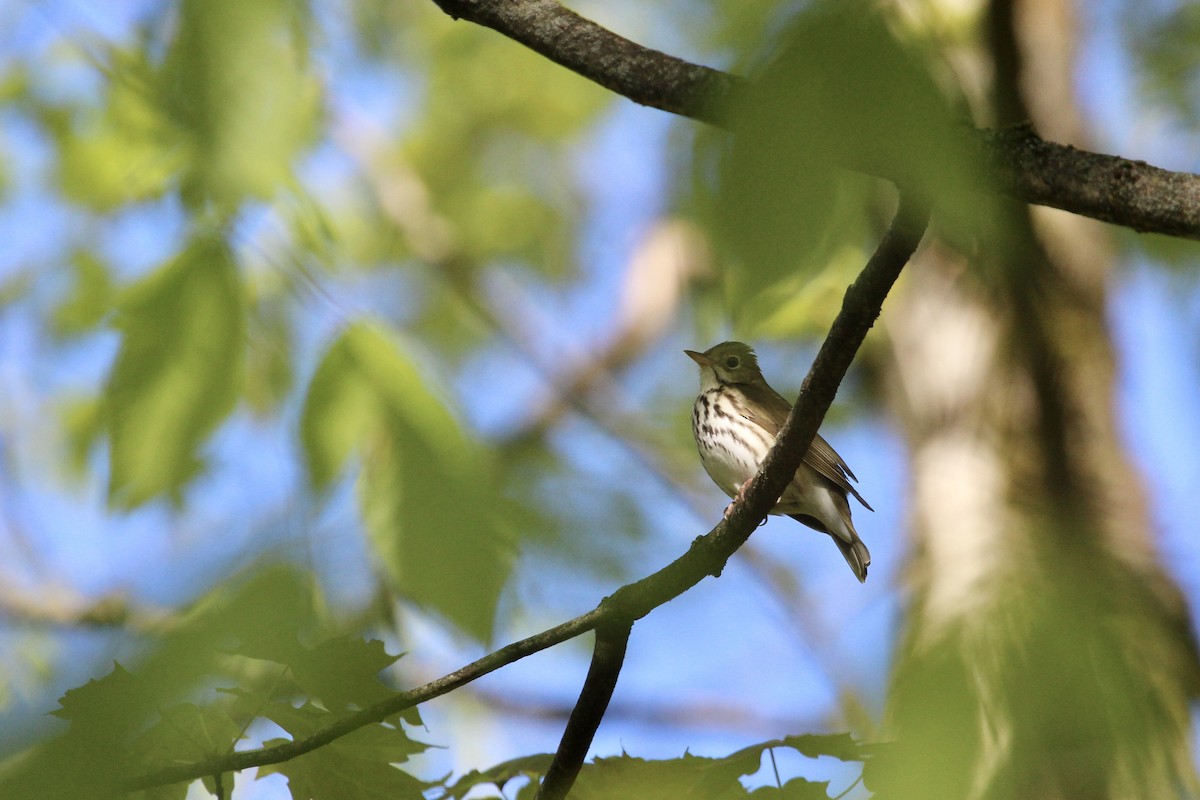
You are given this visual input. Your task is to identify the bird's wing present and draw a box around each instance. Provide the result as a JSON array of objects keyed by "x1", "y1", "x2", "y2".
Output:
[
  {"x1": 735, "y1": 380, "x2": 791, "y2": 435},
  {"x1": 807, "y1": 433, "x2": 873, "y2": 511},
  {"x1": 737, "y1": 380, "x2": 873, "y2": 512}
]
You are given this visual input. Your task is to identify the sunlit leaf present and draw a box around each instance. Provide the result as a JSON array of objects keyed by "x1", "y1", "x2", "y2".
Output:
[
  {"x1": 51, "y1": 48, "x2": 179, "y2": 210},
  {"x1": 61, "y1": 394, "x2": 105, "y2": 478},
  {"x1": 302, "y1": 323, "x2": 517, "y2": 640},
  {"x1": 300, "y1": 331, "x2": 377, "y2": 489},
  {"x1": 105, "y1": 236, "x2": 245, "y2": 507},
  {"x1": 52, "y1": 250, "x2": 116, "y2": 337},
  {"x1": 159, "y1": 0, "x2": 321, "y2": 206},
  {"x1": 244, "y1": 300, "x2": 296, "y2": 414},
  {"x1": 390, "y1": 11, "x2": 607, "y2": 277}
]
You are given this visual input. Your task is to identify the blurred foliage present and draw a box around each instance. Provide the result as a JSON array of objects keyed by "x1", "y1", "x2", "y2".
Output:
[
  {"x1": 697, "y1": 0, "x2": 983, "y2": 328},
  {"x1": 0, "y1": 0, "x2": 1196, "y2": 797},
  {"x1": 877, "y1": 517, "x2": 1198, "y2": 800},
  {"x1": 45, "y1": 48, "x2": 179, "y2": 210},
  {"x1": 160, "y1": 0, "x2": 321, "y2": 208},
  {"x1": 438, "y1": 753, "x2": 555, "y2": 799},
  {"x1": 1109, "y1": 1, "x2": 1200, "y2": 275},
  {"x1": 252, "y1": 702, "x2": 431, "y2": 800},
  {"x1": 52, "y1": 250, "x2": 116, "y2": 338},
  {"x1": 0, "y1": 566, "x2": 434, "y2": 799},
  {"x1": 105, "y1": 235, "x2": 245, "y2": 507},
  {"x1": 440, "y1": 734, "x2": 861, "y2": 800},
  {"x1": 1127, "y1": 2, "x2": 1200, "y2": 129},
  {"x1": 350, "y1": 0, "x2": 609, "y2": 285},
  {"x1": 302, "y1": 322, "x2": 517, "y2": 640},
  {"x1": 568, "y1": 733, "x2": 858, "y2": 800}
]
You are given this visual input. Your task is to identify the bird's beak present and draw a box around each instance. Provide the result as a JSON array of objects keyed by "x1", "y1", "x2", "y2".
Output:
[{"x1": 684, "y1": 349, "x2": 714, "y2": 367}]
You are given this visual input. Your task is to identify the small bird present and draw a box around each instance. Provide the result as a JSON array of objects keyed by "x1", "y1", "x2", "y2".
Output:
[{"x1": 686, "y1": 342, "x2": 873, "y2": 582}]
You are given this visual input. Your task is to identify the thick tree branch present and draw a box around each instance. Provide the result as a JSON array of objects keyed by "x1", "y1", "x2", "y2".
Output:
[
  {"x1": 130, "y1": 197, "x2": 927, "y2": 792},
  {"x1": 981, "y1": 124, "x2": 1200, "y2": 238},
  {"x1": 430, "y1": 0, "x2": 1200, "y2": 241},
  {"x1": 430, "y1": 0, "x2": 739, "y2": 124},
  {"x1": 536, "y1": 622, "x2": 632, "y2": 800}
]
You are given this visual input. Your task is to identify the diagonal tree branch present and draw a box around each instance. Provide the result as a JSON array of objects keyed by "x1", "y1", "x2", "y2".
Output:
[
  {"x1": 128, "y1": 195, "x2": 928, "y2": 793},
  {"x1": 429, "y1": 0, "x2": 1200, "y2": 241},
  {"x1": 536, "y1": 621, "x2": 633, "y2": 800},
  {"x1": 430, "y1": 0, "x2": 739, "y2": 124}
]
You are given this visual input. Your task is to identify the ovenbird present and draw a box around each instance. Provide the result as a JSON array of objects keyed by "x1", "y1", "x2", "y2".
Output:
[{"x1": 686, "y1": 342, "x2": 872, "y2": 582}]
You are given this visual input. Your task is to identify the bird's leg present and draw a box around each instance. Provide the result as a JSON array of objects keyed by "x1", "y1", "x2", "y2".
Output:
[
  {"x1": 724, "y1": 481, "x2": 752, "y2": 520},
  {"x1": 725, "y1": 482, "x2": 770, "y2": 527}
]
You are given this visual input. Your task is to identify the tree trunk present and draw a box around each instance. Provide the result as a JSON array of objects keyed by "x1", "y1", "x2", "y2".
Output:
[{"x1": 877, "y1": 1, "x2": 1198, "y2": 797}]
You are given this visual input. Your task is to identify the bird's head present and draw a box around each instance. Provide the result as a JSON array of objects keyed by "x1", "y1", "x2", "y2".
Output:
[{"x1": 685, "y1": 341, "x2": 762, "y2": 389}]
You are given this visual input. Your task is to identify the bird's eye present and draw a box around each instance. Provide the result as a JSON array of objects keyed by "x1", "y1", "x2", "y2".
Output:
[{"x1": 724, "y1": 356, "x2": 740, "y2": 369}]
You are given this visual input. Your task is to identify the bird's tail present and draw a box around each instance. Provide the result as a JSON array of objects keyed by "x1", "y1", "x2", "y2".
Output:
[
  {"x1": 831, "y1": 533, "x2": 870, "y2": 583},
  {"x1": 788, "y1": 514, "x2": 871, "y2": 583}
]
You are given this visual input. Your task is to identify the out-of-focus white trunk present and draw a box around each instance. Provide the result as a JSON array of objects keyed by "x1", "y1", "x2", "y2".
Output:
[{"x1": 877, "y1": 1, "x2": 1198, "y2": 797}]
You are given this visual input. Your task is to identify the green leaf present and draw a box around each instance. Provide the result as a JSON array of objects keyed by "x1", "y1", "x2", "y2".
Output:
[
  {"x1": 442, "y1": 754, "x2": 555, "y2": 800},
  {"x1": 254, "y1": 701, "x2": 431, "y2": 800},
  {"x1": 359, "y1": 408, "x2": 515, "y2": 641},
  {"x1": 289, "y1": 636, "x2": 402, "y2": 712},
  {"x1": 774, "y1": 732, "x2": 862, "y2": 761},
  {"x1": 50, "y1": 47, "x2": 180, "y2": 210},
  {"x1": 708, "y1": 110, "x2": 838, "y2": 305},
  {"x1": 567, "y1": 735, "x2": 863, "y2": 800},
  {"x1": 0, "y1": 568, "x2": 317, "y2": 799},
  {"x1": 105, "y1": 236, "x2": 245, "y2": 507},
  {"x1": 132, "y1": 703, "x2": 243, "y2": 783},
  {"x1": 244, "y1": 300, "x2": 296, "y2": 414},
  {"x1": 52, "y1": 250, "x2": 116, "y2": 338},
  {"x1": 50, "y1": 662, "x2": 153, "y2": 739},
  {"x1": 747, "y1": 777, "x2": 829, "y2": 798},
  {"x1": 299, "y1": 328, "x2": 378, "y2": 489},
  {"x1": 707, "y1": 0, "x2": 980, "y2": 315},
  {"x1": 158, "y1": 0, "x2": 320, "y2": 206},
  {"x1": 61, "y1": 394, "x2": 105, "y2": 478},
  {"x1": 572, "y1": 753, "x2": 756, "y2": 800},
  {"x1": 5, "y1": 664, "x2": 163, "y2": 798},
  {"x1": 301, "y1": 323, "x2": 517, "y2": 641}
]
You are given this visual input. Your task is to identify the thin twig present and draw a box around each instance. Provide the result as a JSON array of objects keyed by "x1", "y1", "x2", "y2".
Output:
[{"x1": 126, "y1": 606, "x2": 606, "y2": 789}]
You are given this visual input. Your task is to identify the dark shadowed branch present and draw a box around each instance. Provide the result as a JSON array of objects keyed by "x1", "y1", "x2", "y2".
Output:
[
  {"x1": 536, "y1": 621, "x2": 633, "y2": 800},
  {"x1": 124, "y1": 192, "x2": 929, "y2": 793},
  {"x1": 430, "y1": 0, "x2": 1200, "y2": 241},
  {"x1": 430, "y1": 0, "x2": 740, "y2": 124}
]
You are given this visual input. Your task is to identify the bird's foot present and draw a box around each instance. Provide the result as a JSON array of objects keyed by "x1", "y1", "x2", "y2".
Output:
[{"x1": 724, "y1": 481, "x2": 752, "y2": 519}]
